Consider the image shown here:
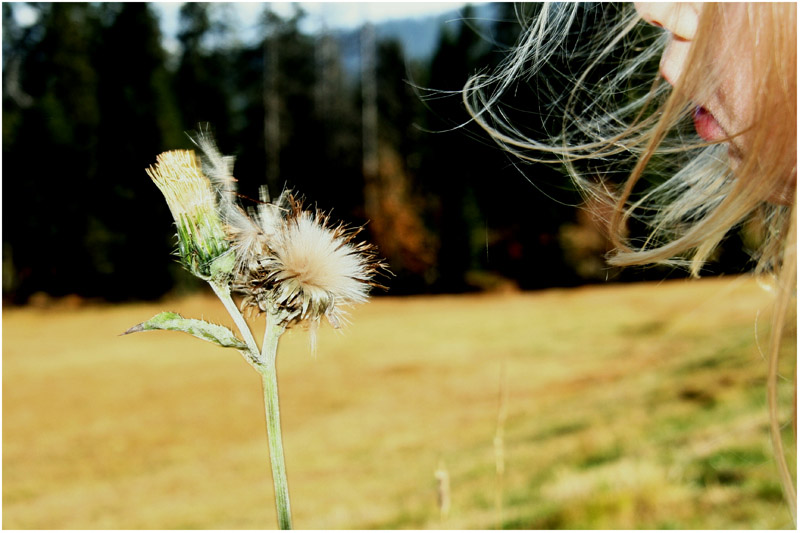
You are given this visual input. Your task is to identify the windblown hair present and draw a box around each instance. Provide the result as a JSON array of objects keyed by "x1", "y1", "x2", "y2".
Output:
[{"x1": 465, "y1": 2, "x2": 796, "y2": 519}]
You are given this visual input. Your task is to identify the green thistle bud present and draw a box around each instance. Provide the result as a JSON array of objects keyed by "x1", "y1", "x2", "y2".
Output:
[{"x1": 147, "y1": 150, "x2": 232, "y2": 280}]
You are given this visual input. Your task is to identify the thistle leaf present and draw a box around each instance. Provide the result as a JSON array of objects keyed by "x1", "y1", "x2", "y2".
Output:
[{"x1": 122, "y1": 311, "x2": 248, "y2": 350}]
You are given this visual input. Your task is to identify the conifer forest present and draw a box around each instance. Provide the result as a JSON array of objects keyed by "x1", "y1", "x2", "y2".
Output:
[{"x1": 2, "y1": 3, "x2": 755, "y2": 304}]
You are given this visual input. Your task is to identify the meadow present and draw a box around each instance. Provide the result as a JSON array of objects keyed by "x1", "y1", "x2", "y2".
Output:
[{"x1": 3, "y1": 276, "x2": 796, "y2": 529}]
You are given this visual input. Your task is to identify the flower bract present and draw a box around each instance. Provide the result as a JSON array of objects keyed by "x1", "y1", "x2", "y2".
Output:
[{"x1": 147, "y1": 150, "x2": 233, "y2": 280}]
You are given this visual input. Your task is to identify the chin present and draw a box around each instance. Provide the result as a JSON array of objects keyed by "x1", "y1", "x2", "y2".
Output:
[
  {"x1": 770, "y1": 172, "x2": 797, "y2": 206},
  {"x1": 762, "y1": 172, "x2": 795, "y2": 207},
  {"x1": 727, "y1": 147, "x2": 795, "y2": 206}
]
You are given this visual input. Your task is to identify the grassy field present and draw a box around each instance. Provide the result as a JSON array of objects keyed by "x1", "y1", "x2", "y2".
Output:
[{"x1": 3, "y1": 276, "x2": 796, "y2": 529}]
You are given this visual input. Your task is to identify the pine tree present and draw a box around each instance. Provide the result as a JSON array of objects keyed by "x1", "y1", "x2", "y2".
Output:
[
  {"x1": 91, "y1": 3, "x2": 185, "y2": 300},
  {"x1": 3, "y1": 3, "x2": 103, "y2": 301}
]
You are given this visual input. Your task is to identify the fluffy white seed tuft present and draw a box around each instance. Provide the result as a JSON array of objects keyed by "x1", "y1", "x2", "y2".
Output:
[{"x1": 232, "y1": 193, "x2": 386, "y2": 339}]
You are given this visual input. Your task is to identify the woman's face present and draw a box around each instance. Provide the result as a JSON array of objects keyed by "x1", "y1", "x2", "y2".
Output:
[
  {"x1": 635, "y1": 3, "x2": 798, "y2": 204},
  {"x1": 634, "y1": 3, "x2": 753, "y2": 161}
]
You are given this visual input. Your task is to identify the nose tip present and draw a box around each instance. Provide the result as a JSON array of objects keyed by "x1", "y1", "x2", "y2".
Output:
[
  {"x1": 634, "y1": 2, "x2": 664, "y2": 28},
  {"x1": 634, "y1": 2, "x2": 698, "y2": 41}
]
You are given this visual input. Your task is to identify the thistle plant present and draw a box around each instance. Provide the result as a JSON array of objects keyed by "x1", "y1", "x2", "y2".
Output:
[{"x1": 124, "y1": 132, "x2": 386, "y2": 529}]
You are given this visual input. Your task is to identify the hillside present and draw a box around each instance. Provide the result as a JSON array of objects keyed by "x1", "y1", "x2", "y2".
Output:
[{"x1": 3, "y1": 276, "x2": 795, "y2": 528}]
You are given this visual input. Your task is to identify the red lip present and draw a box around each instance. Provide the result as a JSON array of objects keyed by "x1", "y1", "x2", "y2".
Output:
[{"x1": 693, "y1": 106, "x2": 727, "y2": 142}]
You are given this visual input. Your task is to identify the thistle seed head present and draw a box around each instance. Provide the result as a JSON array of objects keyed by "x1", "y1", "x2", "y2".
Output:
[
  {"x1": 147, "y1": 150, "x2": 233, "y2": 280},
  {"x1": 149, "y1": 138, "x2": 387, "y2": 347},
  {"x1": 223, "y1": 186, "x2": 286, "y2": 274},
  {"x1": 232, "y1": 193, "x2": 387, "y2": 332},
  {"x1": 188, "y1": 127, "x2": 239, "y2": 215}
]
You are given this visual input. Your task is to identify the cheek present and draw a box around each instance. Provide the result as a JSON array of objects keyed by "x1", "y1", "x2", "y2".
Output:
[
  {"x1": 717, "y1": 60, "x2": 756, "y2": 136},
  {"x1": 714, "y1": 5, "x2": 757, "y2": 137}
]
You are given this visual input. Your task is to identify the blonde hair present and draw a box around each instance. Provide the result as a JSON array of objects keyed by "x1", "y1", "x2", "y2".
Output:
[{"x1": 465, "y1": 2, "x2": 796, "y2": 520}]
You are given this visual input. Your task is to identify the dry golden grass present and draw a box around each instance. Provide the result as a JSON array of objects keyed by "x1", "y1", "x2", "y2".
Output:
[{"x1": 3, "y1": 276, "x2": 796, "y2": 529}]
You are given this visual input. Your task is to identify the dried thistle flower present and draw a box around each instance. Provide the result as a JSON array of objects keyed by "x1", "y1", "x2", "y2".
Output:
[
  {"x1": 132, "y1": 131, "x2": 387, "y2": 529},
  {"x1": 232, "y1": 191, "x2": 387, "y2": 340},
  {"x1": 146, "y1": 150, "x2": 234, "y2": 280},
  {"x1": 189, "y1": 126, "x2": 239, "y2": 214},
  {"x1": 225, "y1": 186, "x2": 285, "y2": 274}
]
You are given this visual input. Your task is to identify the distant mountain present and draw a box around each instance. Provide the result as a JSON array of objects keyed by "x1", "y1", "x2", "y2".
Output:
[
  {"x1": 334, "y1": 3, "x2": 500, "y2": 75},
  {"x1": 375, "y1": 4, "x2": 498, "y2": 60}
]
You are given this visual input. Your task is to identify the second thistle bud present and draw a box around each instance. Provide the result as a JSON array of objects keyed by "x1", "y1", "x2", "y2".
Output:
[{"x1": 147, "y1": 150, "x2": 233, "y2": 280}]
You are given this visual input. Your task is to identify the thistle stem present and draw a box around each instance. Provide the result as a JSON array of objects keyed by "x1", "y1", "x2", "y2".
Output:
[
  {"x1": 260, "y1": 311, "x2": 292, "y2": 529},
  {"x1": 209, "y1": 281, "x2": 293, "y2": 528},
  {"x1": 209, "y1": 281, "x2": 261, "y2": 357}
]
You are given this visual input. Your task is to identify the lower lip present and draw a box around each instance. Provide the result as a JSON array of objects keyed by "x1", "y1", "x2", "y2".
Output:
[{"x1": 693, "y1": 106, "x2": 727, "y2": 142}]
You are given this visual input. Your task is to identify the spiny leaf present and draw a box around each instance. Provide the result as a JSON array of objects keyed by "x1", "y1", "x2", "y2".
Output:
[{"x1": 122, "y1": 311, "x2": 248, "y2": 350}]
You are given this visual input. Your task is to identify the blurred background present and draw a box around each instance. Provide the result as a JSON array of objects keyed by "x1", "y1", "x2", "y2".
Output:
[
  {"x1": 2, "y1": 1, "x2": 756, "y2": 305},
  {"x1": 3, "y1": 3, "x2": 794, "y2": 530}
]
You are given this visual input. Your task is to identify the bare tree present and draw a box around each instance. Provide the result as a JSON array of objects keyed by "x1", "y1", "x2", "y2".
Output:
[
  {"x1": 263, "y1": 9, "x2": 280, "y2": 194},
  {"x1": 360, "y1": 22, "x2": 379, "y2": 219}
]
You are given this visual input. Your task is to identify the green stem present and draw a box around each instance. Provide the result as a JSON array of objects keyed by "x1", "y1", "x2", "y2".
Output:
[
  {"x1": 260, "y1": 367, "x2": 292, "y2": 529},
  {"x1": 260, "y1": 312, "x2": 292, "y2": 529},
  {"x1": 259, "y1": 312, "x2": 292, "y2": 529},
  {"x1": 208, "y1": 281, "x2": 261, "y2": 357},
  {"x1": 209, "y1": 282, "x2": 292, "y2": 528}
]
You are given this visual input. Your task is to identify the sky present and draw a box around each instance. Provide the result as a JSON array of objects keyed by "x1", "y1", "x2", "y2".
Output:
[
  {"x1": 11, "y1": 2, "x2": 470, "y2": 28},
  {"x1": 152, "y1": 2, "x2": 471, "y2": 50},
  {"x1": 232, "y1": 2, "x2": 469, "y2": 30},
  {"x1": 12, "y1": 2, "x2": 472, "y2": 53}
]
